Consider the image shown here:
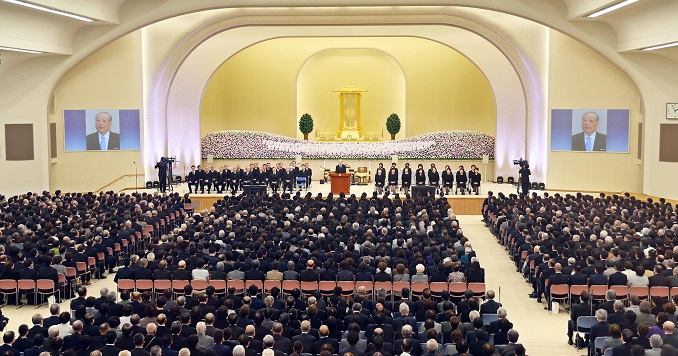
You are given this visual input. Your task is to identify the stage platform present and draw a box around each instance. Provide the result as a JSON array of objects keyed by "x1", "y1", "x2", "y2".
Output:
[{"x1": 123, "y1": 181, "x2": 541, "y2": 215}]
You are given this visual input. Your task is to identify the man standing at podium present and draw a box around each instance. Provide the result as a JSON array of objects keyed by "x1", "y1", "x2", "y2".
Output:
[{"x1": 335, "y1": 160, "x2": 347, "y2": 174}]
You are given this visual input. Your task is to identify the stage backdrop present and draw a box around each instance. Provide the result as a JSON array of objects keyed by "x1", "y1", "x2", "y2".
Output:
[
  {"x1": 64, "y1": 109, "x2": 141, "y2": 151},
  {"x1": 550, "y1": 109, "x2": 629, "y2": 152}
]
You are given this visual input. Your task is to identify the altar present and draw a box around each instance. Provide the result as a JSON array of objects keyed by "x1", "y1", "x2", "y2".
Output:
[{"x1": 315, "y1": 86, "x2": 383, "y2": 141}]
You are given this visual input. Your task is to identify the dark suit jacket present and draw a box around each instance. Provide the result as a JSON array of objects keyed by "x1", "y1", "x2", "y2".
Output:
[
  {"x1": 480, "y1": 300, "x2": 501, "y2": 315},
  {"x1": 335, "y1": 165, "x2": 347, "y2": 174},
  {"x1": 312, "y1": 337, "x2": 339, "y2": 355},
  {"x1": 98, "y1": 344, "x2": 124, "y2": 356},
  {"x1": 292, "y1": 333, "x2": 316, "y2": 354},
  {"x1": 86, "y1": 131, "x2": 121, "y2": 150},
  {"x1": 610, "y1": 342, "x2": 632, "y2": 356},
  {"x1": 572, "y1": 131, "x2": 606, "y2": 151}
]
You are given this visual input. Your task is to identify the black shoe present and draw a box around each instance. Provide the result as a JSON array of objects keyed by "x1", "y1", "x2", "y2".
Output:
[
  {"x1": 528, "y1": 293, "x2": 536, "y2": 298},
  {"x1": 537, "y1": 298, "x2": 542, "y2": 303},
  {"x1": 567, "y1": 339, "x2": 573, "y2": 346}
]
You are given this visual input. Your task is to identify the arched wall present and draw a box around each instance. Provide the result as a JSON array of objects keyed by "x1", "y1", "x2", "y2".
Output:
[
  {"x1": 159, "y1": 23, "x2": 531, "y2": 182},
  {"x1": 199, "y1": 36, "x2": 497, "y2": 142},
  {"x1": 296, "y1": 48, "x2": 407, "y2": 140}
]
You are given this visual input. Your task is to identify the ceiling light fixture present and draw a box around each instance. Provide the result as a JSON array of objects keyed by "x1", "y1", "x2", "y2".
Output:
[
  {"x1": 587, "y1": 0, "x2": 638, "y2": 18},
  {"x1": 0, "y1": 46, "x2": 42, "y2": 54},
  {"x1": 642, "y1": 42, "x2": 678, "y2": 51},
  {"x1": 3, "y1": 0, "x2": 93, "y2": 22}
]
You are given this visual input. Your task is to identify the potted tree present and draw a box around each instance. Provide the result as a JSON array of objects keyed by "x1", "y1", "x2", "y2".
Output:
[
  {"x1": 386, "y1": 113, "x2": 401, "y2": 140},
  {"x1": 299, "y1": 113, "x2": 314, "y2": 141}
]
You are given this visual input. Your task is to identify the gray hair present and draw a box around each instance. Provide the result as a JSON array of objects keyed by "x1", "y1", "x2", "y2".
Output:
[
  {"x1": 233, "y1": 345, "x2": 246, "y2": 356},
  {"x1": 497, "y1": 307, "x2": 507, "y2": 319},
  {"x1": 650, "y1": 334, "x2": 663, "y2": 348},
  {"x1": 100, "y1": 287, "x2": 109, "y2": 297},
  {"x1": 426, "y1": 339, "x2": 438, "y2": 351},
  {"x1": 596, "y1": 309, "x2": 608, "y2": 321},
  {"x1": 263, "y1": 334, "x2": 274, "y2": 348}
]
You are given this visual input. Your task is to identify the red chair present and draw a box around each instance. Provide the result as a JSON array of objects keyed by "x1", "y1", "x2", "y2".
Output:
[
  {"x1": 211, "y1": 280, "x2": 227, "y2": 297},
  {"x1": 670, "y1": 287, "x2": 678, "y2": 300},
  {"x1": 118, "y1": 279, "x2": 136, "y2": 294},
  {"x1": 172, "y1": 280, "x2": 190, "y2": 298},
  {"x1": 282, "y1": 280, "x2": 301, "y2": 296},
  {"x1": 246, "y1": 280, "x2": 265, "y2": 296},
  {"x1": 392, "y1": 281, "x2": 411, "y2": 299},
  {"x1": 65, "y1": 267, "x2": 78, "y2": 296},
  {"x1": 548, "y1": 284, "x2": 569, "y2": 313},
  {"x1": 449, "y1": 282, "x2": 467, "y2": 299},
  {"x1": 569, "y1": 285, "x2": 589, "y2": 309},
  {"x1": 629, "y1": 286, "x2": 649, "y2": 301},
  {"x1": 87, "y1": 256, "x2": 98, "y2": 281},
  {"x1": 373, "y1": 282, "x2": 393, "y2": 300},
  {"x1": 410, "y1": 282, "x2": 428, "y2": 299},
  {"x1": 650, "y1": 286, "x2": 670, "y2": 302},
  {"x1": 76, "y1": 262, "x2": 90, "y2": 285},
  {"x1": 263, "y1": 280, "x2": 282, "y2": 296},
  {"x1": 57, "y1": 274, "x2": 67, "y2": 301},
  {"x1": 589, "y1": 285, "x2": 608, "y2": 304},
  {"x1": 0, "y1": 280, "x2": 17, "y2": 306},
  {"x1": 319, "y1": 281, "x2": 337, "y2": 298},
  {"x1": 429, "y1": 282, "x2": 449, "y2": 298},
  {"x1": 228, "y1": 279, "x2": 245, "y2": 296},
  {"x1": 301, "y1": 281, "x2": 319, "y2": 298},
  {"x1": 610, "y1": 285, "x2": 629, "y2": 303},
  {"x1": 17, "y1": 279, "x2": 36, "y2": 306},
  {"x1": 191, "y1": 280, "x2": 209, "y2": 294},
  {"x1": 136, "y1": 280, "x2": 154, "y2": 294},
  {"x1": 184, "y1": 203, "x2": 194, "y2": 216},
  {"x1": 36, "y1": 279, "x2": 56, "y2": 307},
  {"x1": 337, "y1": 281, "x2": 355, "y2": 298},
  {"x1": 354, "y1": 280, "x2": 373, "y2": 299},
  {"x1": 468, "y1": 283, "x2": 486, "y2": 299},
  {"x1": 153, "y1": 280, "x2": 172, "y2": 298}
]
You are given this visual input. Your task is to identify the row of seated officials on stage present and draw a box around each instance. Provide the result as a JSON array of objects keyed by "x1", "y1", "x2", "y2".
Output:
[
  {"x1": 185, "y1": 162, "x2": 313, "y2": 195},
  {"x1": 184, "y1": 161, "x2": 482, "y2": 196},
  {"x1": 0, "y1": 190, "x2": 522, "y2": 356},
  {"x1": 482, "y1": 190, "x2": 678, "y2": 355}
]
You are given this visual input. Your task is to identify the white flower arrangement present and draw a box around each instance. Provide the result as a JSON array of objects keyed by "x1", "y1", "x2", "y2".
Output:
[{"x1": 201, "y1": 130, "x2": 495, "y2": 160}]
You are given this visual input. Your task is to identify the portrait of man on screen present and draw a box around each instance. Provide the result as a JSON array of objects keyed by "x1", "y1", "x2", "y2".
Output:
[{"x1": 571, "y1": 111, "x2": 606, "y2": 152}]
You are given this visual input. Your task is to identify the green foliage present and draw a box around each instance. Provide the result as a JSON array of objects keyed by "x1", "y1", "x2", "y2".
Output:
[
  {"x1": 299, "y1": 113, "x2": 314, "y2": 135},
  {"x1": 386, "y1": 113, "x2": 401, "y2": 135}
]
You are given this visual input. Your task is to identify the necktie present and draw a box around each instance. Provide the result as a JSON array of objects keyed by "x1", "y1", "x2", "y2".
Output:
[
  {"x1": 100, "y1": 136, "x2": 107, "y2": 150},
  {"x1": 585, "y1": 136, "x2": 592, "y2": 152}
]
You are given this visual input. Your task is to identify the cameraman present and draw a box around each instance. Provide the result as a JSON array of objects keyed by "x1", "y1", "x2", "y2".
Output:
[
  {"x1": 155, "y1": 157, "x2": 168, "y2": 193},
  {"x1": 518, "y1": 160, "x2": 531, "y2": 196}
]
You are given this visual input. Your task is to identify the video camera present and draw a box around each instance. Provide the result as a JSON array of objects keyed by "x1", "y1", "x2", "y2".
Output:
[{"x1": 512, "y1": 158, "x2": 528, "y2": 167}]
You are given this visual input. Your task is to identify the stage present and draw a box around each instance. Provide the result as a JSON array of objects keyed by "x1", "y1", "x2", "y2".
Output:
[{"x1": 124, "y1": 181, "x2": 541, "y2": 215}]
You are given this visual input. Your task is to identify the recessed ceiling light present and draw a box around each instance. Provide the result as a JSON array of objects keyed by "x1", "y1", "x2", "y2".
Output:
[
  {"x1": 3, "y1": 0, "x2": 93, "y2": 22},
  {"x1": 0, "y1": 46, "x2": 42, "y2": 54},
  {"x1": 587, "y1": 0, "x2": 638, "y2": 18},
  {"x1": 642, "y1": 42, "x2": 678, "y2": 51}
]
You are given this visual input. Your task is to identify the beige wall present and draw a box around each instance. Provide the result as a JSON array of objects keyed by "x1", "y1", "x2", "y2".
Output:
[
  {"x1": 200, "y1": 37, "x2": 496, "y2": 139},
  {"x1": 547, "y1": 30, "x2": 642, "y2": 192},
  {"x1": 297, "y1": 48, "x2": 406, "y2": 139},
  {"x1": 50, "y1": 31, "x2": 143, "y2": 193}
]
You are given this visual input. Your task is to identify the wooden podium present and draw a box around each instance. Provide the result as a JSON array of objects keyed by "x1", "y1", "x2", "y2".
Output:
[{"x1": 329, "y1": 173, "x2": 351, "y2": 195}]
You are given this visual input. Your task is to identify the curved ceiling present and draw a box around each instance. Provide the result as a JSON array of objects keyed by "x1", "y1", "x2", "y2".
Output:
[{"x1": 1, "y1": 0, "x2": 678, "y2": 76}]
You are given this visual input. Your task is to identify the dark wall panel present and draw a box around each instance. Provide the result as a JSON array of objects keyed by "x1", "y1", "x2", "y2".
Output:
[{"x1": 5, "y1": 124, "x2": 34, "y2": 161}]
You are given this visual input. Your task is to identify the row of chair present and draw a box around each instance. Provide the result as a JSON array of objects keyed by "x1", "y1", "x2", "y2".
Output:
[
  {"x1": 0, "y1": 279, "x2": 57, "y2": 307},
  {"x1": 548, "y1": 283, "x2": 674, "y2": 310},
  {"x1": 116, "y1": 279, "x2": 487, "y2": 302}
]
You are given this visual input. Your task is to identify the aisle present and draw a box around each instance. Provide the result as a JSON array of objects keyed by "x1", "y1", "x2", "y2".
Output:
[{"x1": 457, "y1": 215, "x2": 584, "y2": 356}]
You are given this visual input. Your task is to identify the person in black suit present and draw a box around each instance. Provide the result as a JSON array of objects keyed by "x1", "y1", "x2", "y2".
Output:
[
  {"x1": 608, "y1": 262, "x2": 628, "y2": 287},
  {"x1": 572, "y1": 111, "x2": 606, "y2": 152},
  {"x1": 480, "y1": 290, "x2": 502, "y2": 315},
  {"x1": 291, "y1": 321, "x2": 316, "y2": 353},
  {"x1": 589, "y1": 309, "x2": 610, "y2": 355},
  {"x1": 155, "y1": 159, "x2": 168, "y2": 194},
  {"x1": 86, "y1": 112, "x2": 121, "y2": 151},
  {"x1": 312, "y1": 325, "x2": 339, "y2": 355},
  {"x1": 98, "y1": 330, "x2": 123, "y2": 356},
  {"x1": 187, "y1": 165, "x2": 199, "y2": 194},
  {"x1": 610, "y1": 328, "x2": 633, "y2": 356},
  {"x1": 299, "y1": 260, "x2": 320, "y2": 282},
  {"x1": 339, "y1": 331, "x2": 365, "y2": 356},
  {"x1": 335, "y1": 160, "x2": 347, "y2": 174}
]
